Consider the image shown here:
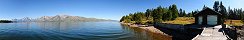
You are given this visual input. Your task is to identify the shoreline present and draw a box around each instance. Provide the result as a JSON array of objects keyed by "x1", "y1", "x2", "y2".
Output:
[{"x1": 120, "y1": 22, "x2": 172, "y2": 37}]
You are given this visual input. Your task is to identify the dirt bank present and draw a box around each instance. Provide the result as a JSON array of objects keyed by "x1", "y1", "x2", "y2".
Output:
[{"x1": 120, "y1": 22, "x2": 172, "y2": 37}]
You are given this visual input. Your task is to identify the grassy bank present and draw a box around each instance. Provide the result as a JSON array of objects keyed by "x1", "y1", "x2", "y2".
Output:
[
  {"x1": 162, "y1": 17, "x2": 195, "y2": 25},
  {"x1": 224, "y1": 20, "x2": 243, "y2": 26},
  {"x1": 122, "y1": 17, "x2": 243, "y2": 26},
  {"x1": 162, "y1": 17, "x2": 243, "y2": 26}
]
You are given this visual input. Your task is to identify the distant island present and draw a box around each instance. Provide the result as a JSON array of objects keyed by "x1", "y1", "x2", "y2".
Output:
[
  {"x1": 0, "y1": 20, "x2": 12, "y2": 23},
  {"x1": 11, "y1": 15, "x2": 115, "y2": 22}
]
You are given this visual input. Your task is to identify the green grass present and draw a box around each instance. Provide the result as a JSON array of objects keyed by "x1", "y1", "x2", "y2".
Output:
[
  {"x1": 162, "y1": 17, "x2": 244, "y2": 26},
  {"x1": 224, "y1": 20, "x2": 243, "y2": 26},
  {"x1": 124, "y1": 17, "x2": 244, "y2": 26},
  {"x1": 162, "y1": 17, "x2": 195, "y2": 25}
]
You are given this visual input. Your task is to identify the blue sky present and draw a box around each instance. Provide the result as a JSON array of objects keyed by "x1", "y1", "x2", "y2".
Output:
[{"x1": 0, "y1": 0, "x2": 243, "y2": 20}]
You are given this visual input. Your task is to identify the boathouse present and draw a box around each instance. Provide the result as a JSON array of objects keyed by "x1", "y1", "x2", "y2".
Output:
[{"x1": 194, "y1": 7, "x2": 223, "y2": 25}]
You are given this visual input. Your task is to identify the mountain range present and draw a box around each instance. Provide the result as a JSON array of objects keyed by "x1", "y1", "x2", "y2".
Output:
[{"x1": 13, "y1": 15, "x2": 114, "y2": 22}]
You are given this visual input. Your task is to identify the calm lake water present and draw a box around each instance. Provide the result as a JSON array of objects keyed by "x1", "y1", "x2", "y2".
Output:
[{"x1": 0, "y1": 21, "x2": 171, "y2": 40}]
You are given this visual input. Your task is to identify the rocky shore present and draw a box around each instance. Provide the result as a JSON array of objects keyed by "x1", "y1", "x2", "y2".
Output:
[
  {"x1": 120, "y1": 22, "x2": 172, "y2": 37},
  {"x1": 237, "y1": 26, "x2": 244, "y2": 40}
]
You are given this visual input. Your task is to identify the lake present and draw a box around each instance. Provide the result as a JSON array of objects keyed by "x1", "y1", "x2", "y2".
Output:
[{"x1": 0, "y1": 21, "x2": 171, "y2": 40}]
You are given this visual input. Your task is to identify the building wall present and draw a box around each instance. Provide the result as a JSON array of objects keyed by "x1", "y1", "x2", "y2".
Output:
[{"x1": 195, "y1": 14, "x2": 222, "y2": 25}]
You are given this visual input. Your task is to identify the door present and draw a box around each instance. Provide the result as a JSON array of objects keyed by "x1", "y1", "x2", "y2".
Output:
[
  {"x1": 207, "y1": 15, "x2": 217, "y2": 25},
  {"x1": 198, "y1": 16, "x2": 202, "y2": 24}
]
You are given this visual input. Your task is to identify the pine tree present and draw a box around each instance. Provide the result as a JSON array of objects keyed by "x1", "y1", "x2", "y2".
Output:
[
  {"x1": 145, "y1": 9, "x2": 152, "y2": 19},
  {"x1": 120, "y1": 16, "x2": 125, "y2": 22},
  {"x1": 166, "y1": 10, "x2": 173, "y2": 20},
  {"x1": 170, "y1": 4, "x2": 179, "y2": 20},
  {"x1": 182, "y1": 10, "x2": 186, "y2": 17},
  {"x1": 213, "y1": 1, "x2": 220, "y2": 11},
  {"x1": 179, "y1": 8, "x2": 183, "y2": 17},
  {"x1": 152, "y1": 6, "x2": 163, "y2": 23},
  {"x1": 219, "y1": 1, "x2": 227, "y2": 22}
]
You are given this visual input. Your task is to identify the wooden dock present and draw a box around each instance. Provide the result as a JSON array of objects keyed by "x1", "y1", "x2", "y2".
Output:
[{"x1": 192, "y1": 25, "x2": 229, "y2": 40}]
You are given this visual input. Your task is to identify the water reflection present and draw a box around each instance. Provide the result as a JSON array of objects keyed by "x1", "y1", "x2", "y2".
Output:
[
  {"x1": 0, "y1": 21, "x2": 171, "y2": 40},
  {"x1": 35, "y1": 22, "x2": 80, "y2": 32}
]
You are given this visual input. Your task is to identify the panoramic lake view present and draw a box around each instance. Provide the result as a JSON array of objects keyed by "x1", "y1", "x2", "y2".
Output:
[
  {"x1": 1, "y1": 0, "x2": 244, "y2": 40},
  {"x1": 0, "y1": 21, "x2": 170, "y2": 40}
]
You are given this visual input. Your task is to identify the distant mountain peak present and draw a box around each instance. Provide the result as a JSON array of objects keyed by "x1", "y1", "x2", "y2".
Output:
[
  {"x1": 15, "y1": 15, "x2": 113, "y2": 22},
  {"x1": 56, "y1": 14, "x2": 68, "y2": 16}
]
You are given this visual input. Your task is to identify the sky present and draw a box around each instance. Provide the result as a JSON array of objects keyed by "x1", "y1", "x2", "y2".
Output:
[{"x1": 0, "y1": 0, "x2": 243, "y2": 20}]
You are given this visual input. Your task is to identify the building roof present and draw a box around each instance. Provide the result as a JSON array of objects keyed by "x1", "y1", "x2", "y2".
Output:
[{"x1": 194, "y1": 7, "x2": 222, "y2": 16}]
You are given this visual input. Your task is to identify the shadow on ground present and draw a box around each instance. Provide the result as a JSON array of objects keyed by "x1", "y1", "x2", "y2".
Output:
[{"x1": 154, "y1": 24, "x2": 203, "y2": 40}]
